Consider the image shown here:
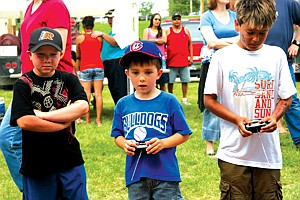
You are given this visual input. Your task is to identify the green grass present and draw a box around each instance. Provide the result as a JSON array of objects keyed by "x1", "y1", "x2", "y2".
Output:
[{"x1": 1, "y1": 82, "x2": 300, "y2": 199}]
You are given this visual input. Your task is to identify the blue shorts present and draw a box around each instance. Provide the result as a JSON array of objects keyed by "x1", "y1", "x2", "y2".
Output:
[
  {"x1": 168, "y1": 67, "x2": 191, "y2": 83},
  {"x1": 127, "y1": 178, "x2": 184, "y2": 200},
  {"x1": 79, "y1": 68, "x2": 104, "y2": 81},
  {"x1": 22, "y1": 165, "x2": 88, "y2": 200}
]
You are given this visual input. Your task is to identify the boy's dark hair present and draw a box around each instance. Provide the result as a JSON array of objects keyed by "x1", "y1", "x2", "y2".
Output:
[
  {"x1": 119, "y1": 40, "x2": 163, "y2": 69},
  {"x1": 235, "y1": 0, "x2": 277, "y2": 29},
  {"x1": 82, "y1": 16, "x2": 95, "y2": 30},
  {"x1": 127, "y1": 54, "x2": 161, "y2": 70}
]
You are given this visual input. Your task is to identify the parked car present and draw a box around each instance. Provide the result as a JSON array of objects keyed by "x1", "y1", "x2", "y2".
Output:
[
  {"x1": 161, "y1": 18, "x2": 204, "y2": 77},
  {"x1": 0, "y1": 33, "x2": 21, "y2": 88}
]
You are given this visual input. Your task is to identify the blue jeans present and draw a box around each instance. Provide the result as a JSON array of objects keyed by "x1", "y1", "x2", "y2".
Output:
[
  {"x1": 127, "y1": 178, "x2": 184, "y2": 200},
  {"x1": 202, "y1": 108, "x2": 220, "y2": 141},
  {"x1": 0, "y1": 102, "x2": 23, "y2": 191},
  {"x1": 285, "y1": 65, "x2": 300, "y2": 145}
]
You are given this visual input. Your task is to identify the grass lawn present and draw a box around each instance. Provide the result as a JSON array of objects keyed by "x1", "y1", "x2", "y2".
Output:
[{"x1": 0, "y1": 81, "x2": 300, "y2": 199}]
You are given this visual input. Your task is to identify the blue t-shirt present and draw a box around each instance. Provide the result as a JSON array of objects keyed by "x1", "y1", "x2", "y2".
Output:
[
  {"x1": 200, "y1": 9, "x2": 238, "y2": 46},
  {"x1": 111, "y1": 92, "x2": 192, "y2": 186},
  {"x1": 199, "y1": 10, "x2": 238, "y2": 63},
  {"x1": 101, "y1": 31, "x2": 125, "y2": 61},
  {"x1": 264, "y1": 0, "x2": 300, "y2": 65}
]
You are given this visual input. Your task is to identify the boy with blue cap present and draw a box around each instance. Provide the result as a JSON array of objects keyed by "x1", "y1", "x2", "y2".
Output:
[{"x1": 111, "y1": 40, "x2": 192, "y2": 200}]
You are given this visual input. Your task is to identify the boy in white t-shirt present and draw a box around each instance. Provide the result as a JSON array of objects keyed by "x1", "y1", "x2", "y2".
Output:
[{"x1": 204, "y1": 0, "x2": 297, "y2": 199}]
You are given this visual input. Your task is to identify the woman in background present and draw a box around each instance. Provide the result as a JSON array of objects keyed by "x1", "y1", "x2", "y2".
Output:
[
  {"x1": 75, "y1": 16, "x2": 104, "y2": 126},
  {"x1": 143, "y1": 13, "x2": 169, "y2": 91},
  {"x1": 198, "y1": 0, "x2": 239, "y2": 155}
]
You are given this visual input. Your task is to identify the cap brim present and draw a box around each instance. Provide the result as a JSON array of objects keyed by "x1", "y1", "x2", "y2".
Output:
[
  {"x1": 30, "y1": 42, "x2": 62, "y2": 52},
  {"x1": 119, "y1": 51, "x2": 161, "y2": 67}
]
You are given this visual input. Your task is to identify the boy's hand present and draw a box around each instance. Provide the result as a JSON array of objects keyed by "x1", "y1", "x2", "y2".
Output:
[
  {"x1": 145, "y1": 138, "x2": 164, "y2": 154},
  {"x1": 123, "y1": 140, "x2": 138, "y2": 156},
  {"x1": 236, "y1": 116, "x2": 253, "y2": 137},
  {"x1": 34, "y1": 109, "x2": 45, "y2": 119},
  {"x1": 260, "y1": 117, "x2": 277, "y2": 133}
]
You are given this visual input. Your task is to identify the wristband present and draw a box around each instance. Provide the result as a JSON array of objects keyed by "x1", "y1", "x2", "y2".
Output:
[{"x1": 292, "y1": 40, "x2": 300, "y2": 47}]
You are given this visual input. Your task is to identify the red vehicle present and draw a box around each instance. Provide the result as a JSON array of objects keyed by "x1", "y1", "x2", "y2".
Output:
[{"x1": 161, "y1": 18, "x2": 204, "y2": 77}]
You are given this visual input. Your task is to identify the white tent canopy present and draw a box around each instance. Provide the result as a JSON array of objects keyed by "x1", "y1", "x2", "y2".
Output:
[
  {"x1": 0, "y1": 0, "x2": 137, "y2": 18},
  {"x1": 0, "y1": 0, "x2": 139, "y2": 38}
]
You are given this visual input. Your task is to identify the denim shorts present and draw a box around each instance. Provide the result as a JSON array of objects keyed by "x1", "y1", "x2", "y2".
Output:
[
  {"x1": 168, "y1": 67, "x2": 191, "y2": 83},
  {"x1": 79, "y1": 68, "x2": 104, "y2": 81},
  {"x1": 127, "y1": 178, "x2": 184, "y2": 200}
]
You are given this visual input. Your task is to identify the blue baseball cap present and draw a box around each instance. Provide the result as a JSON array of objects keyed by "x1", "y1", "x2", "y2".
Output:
[{"x1": 119, "y1": 40, "x2": 163, "y2": 67}]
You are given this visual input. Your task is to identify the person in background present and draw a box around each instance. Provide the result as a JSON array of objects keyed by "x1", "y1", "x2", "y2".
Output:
[
  {"x1": 11, "y1": 27, "x2": 89, "y2": 199},
  {"x1": 143, "y1": 13, "x2": 169, "y2": 91},
  {"x1": 265, "y1": 0, "x2": 300, "y2": 150},
  {"x1": 198, "y1": 0, "x2": 239, "y2": 155},
  {"x1": 204, "y1": 0, "x2": 295, "y2": 198},
  {"x1": 75, "y1": 16, "x2": 104, "y2": 126},
  {"x1": 92, "y1": 9, "x2": 128, "y2": 105},
  {"x1": 0, "y1": 0, "x2": 73, "y2": 192},
  {"x1": 166, "y1": 13, "x2": 193, "y2": 105},
  {"x1": 111, "y1": 40, "x2": 191, "y2": 200}
]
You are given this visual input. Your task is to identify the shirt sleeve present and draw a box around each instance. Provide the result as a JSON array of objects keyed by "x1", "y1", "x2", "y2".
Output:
[
  {"x1": 170, "y1": 96, "x2": 192, "y2": 135},
  {"x1": 10, "y1": 78, "x2": 35, "y2": 126},
  {"x1": 111, "y1": 101, "x2": 125, "y2": 138},
  {"x1": 65, "y1": 73, "x2": 88, "y2": 103},
  {"x1": 44, "y1": 1, "x2": 70, "y2": 29}
]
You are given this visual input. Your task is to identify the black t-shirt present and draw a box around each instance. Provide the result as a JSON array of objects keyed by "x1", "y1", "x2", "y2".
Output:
[{"x1": 11, "y1": 70, "x2": 87, "y2": 177}]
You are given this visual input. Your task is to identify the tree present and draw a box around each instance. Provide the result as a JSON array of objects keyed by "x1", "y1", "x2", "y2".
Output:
[
  {"x1": 169, "y1": 0, "x2": 200, "y2": 16},
  {"x1": 139, "y1": 2, "x2": 154, "y2": 21}
]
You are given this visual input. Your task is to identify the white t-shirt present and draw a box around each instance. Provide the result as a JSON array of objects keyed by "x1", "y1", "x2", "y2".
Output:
[{"x1": 204, "y1": 44, "x2": 297, "y2": 169}]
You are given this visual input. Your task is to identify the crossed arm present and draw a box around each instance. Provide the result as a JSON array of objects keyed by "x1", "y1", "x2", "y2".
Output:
[{"x1": 17, "y1": 100, "x2": 89, "y2": 132}]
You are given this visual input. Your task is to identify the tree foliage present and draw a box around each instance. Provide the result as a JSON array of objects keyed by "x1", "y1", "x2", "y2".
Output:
[
  {"x1": 139, "y1": 2, "x2": 154, "y2": 17},
  {"x1": 168, "y1": 0, "x2": 201, "y2": 16}
]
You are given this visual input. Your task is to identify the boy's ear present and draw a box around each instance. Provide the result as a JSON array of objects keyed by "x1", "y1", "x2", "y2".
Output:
[
  {"x1": 125, "y1": 69, "x2": 130, "y2": 78},
  {"x1": 27, "y1": 50, "x2": 33, "y2": 60},
  {"x1": 234, "y1": 19, "x2": 240, "y2": 32},
  {"x1": 157, "y1": 69, "x2": 163, "y2": 80}
]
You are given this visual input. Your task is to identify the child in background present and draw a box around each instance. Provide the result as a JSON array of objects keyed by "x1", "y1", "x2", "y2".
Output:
[
  {"x1": 204, "y1": 0, "x2": 296, "y2": 199},
  {"x1": 111, "y1": 40, "x2": 192, "y2": 200},
  {"x1": 10, "y1": 27, "x2": 89, "y2": 199}
]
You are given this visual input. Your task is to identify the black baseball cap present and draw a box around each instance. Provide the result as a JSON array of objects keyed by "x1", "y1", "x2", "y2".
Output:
[
  {"x1": 28, "y1": 27, "x2": 62, "y2": 52},
  {"x1": 172, "y1": 13, "x2": 181, "y2": 20}
]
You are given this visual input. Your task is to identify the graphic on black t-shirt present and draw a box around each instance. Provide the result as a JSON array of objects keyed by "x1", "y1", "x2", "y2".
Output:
[{"x1": 21, "y1": 75, "x2": 69, "y2": 111}]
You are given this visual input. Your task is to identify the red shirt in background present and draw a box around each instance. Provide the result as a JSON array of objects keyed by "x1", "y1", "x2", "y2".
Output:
[{"x1": 20, "y1": 0, "x2": 73, "y2": 73}]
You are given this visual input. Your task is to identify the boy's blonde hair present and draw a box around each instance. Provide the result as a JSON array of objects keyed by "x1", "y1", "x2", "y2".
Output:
[{"x1": 235, "y1": 0, "x2": 277, "y2": 29}]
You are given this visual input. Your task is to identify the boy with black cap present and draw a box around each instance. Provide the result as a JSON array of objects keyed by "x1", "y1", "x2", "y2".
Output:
[
  {"x1": 111, "y1": 40, "x2": 192, "y2": 199},
  {"x1": 10, "y1": 27, "x2": 89, "y2": 199}
]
